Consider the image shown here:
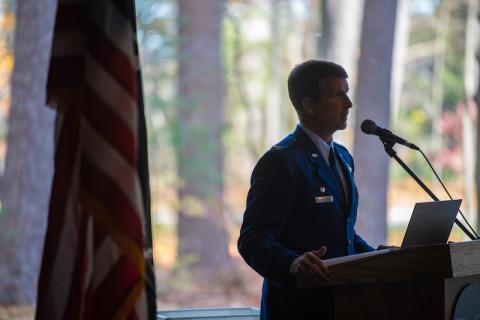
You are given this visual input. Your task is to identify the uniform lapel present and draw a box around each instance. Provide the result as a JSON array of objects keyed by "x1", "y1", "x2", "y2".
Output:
[
  {"x1": 294, "y1": 127, "x2": 346, "y2": 207},
  {"x1": 334, "y1": 144, "x2": 354, "y2": 213}
]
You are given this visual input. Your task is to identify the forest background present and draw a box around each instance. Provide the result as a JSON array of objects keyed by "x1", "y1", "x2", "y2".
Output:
[{"x1": 0, "y1": 0, "x2": 479, "y2": 318}]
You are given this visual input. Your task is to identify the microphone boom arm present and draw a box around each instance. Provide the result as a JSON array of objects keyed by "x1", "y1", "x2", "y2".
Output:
[{"x1": 380, "y1": 137, "x2": 477, "y2": 240}]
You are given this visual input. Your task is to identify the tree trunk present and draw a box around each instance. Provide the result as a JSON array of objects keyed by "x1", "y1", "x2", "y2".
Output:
[
  {"x1": 475, "y1": 0, "x2": 480, "y2": 233},
  {"x1": 353, "y1": 0, "x2": 398, "y2": 248},
  {"x1": 324, "y1": 0, "x2": 364, "y2": 94},
  {"x1": 317, "y1": 0, "x2": 330, "y2": 59},
  {"x1": 265, "y1": 0, "x2": 286, "y2": 146},
  {"x1": 322, "y1": 0, "x2": 365, "y2": 147},
  {"x1": 391, "y1": 0, "x2": 410, "y2": 125},
  {"x1": 176, "y1": 0, "x2": 234, "y2": 286},
  {"x1": 0, "y1": 0, "x2": 56, "y2": 303}
]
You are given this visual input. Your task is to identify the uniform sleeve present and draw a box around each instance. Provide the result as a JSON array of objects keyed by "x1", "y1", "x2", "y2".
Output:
[
  {"x1": 237, "y1": 149, "x2": 300, "y2": 289},
  {"x1": 353, "y1": 231, "x2": 375, "y2": 253},
  {"x1": 343, "y1": 146, "x2": 375, "y2": 253}
]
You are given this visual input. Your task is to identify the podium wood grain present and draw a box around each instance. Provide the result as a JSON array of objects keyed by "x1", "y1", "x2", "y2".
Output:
[
  {"x1": 298, "y1": 240, "x2": 480, "y2": 287},
  {"x1": 297, "y1": 240, "x2": 480, "y2": 319}
]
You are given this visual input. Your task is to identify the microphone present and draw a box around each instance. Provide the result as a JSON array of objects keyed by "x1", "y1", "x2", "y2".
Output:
[{"x1": 360, "y1": 119, "x2": 419, "y2": 150}]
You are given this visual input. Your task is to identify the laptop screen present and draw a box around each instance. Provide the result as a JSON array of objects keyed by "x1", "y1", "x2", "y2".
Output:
[{"x1": 401, "y1": 199, "x2": 462, "y2": 248}]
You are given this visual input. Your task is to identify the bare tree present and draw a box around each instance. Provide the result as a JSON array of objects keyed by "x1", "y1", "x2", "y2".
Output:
[
  {"x1": 0, "y1": 0, "x2": 56, "y2": 303},
  {"x1": 475, "y1": 0, "x2": 480, "y2": 233},
  {"x1": 353, "y1": 0, "x2": 398, "y2": 247},
  {"x1": 176, "y1": 0, "x2": 236, "y2": 286},
  {"x1": 324, "y1": 0, "x2": 364, "y2": 95},
  {"x1": 391, "y1": 0, "x2": 411, "y2": 124}
]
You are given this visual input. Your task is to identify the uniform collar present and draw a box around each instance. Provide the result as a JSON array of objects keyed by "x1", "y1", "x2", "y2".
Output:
[{"x1": 298, "y1": 122, "x2": 334, "y2": 163}]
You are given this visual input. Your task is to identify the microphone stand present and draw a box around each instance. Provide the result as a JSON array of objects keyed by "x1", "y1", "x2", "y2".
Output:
[{"x1": 380, "y1": 137, "x2": 478, "y2": 240}]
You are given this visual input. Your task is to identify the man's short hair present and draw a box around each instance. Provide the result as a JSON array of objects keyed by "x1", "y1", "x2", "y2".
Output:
[{"x1": 287, "y1": 60, "x2": 348, "y2": 110}]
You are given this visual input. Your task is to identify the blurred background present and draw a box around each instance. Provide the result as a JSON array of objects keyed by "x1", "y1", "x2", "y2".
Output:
[{"x1": 0, "y1": 0, "x2": 479, "y2": 318}]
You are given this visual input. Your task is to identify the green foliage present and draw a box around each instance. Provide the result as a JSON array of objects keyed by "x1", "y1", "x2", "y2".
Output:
[
  {"x1": 136, "y1": 0, "x2": 178, "y2": 149},
  {"x1": 441, "y1": 2, "x2": 468, "y2": 109},
  {"x1": 391, "y1": 106, "x2": 434, "y2": 181},
  {"x1": 136, "y1": 0, "x2": 181, "y2": 217},
  {"x1": 392, "y1": 0, "x2": 470, "y2": 183}
]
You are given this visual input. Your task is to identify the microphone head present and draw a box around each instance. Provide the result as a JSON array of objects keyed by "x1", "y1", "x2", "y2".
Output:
[{"x1": 361, "y1": 119, "x2": 377, "y2": 134}]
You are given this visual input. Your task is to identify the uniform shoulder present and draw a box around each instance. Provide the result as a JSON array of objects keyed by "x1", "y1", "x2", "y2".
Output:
[
  {"x1": 253, "y1": 135, "x2": 300, "y2": 178},
  {"x1": 334, "y1": 142, "x2": 354, "y2": 168},
  {"x1": 334, "y1": 142, "x2": 351, "y2": 156},
  {"x1": 270, "y1": 134, "x2": 299, "y2": 153}
]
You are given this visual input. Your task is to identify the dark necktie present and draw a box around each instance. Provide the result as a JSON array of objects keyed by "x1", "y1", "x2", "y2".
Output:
[{"x1": 328, "y1": 147, "x2": 345, "y2": 202}]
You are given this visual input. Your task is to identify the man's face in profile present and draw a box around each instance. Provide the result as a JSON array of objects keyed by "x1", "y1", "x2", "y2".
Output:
[{"x1": 310, "y1": 77, "x2": 353, "y2": 135}]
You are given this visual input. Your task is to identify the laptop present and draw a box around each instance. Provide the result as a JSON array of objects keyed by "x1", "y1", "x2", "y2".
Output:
[{"x1": 401, "y1": 199, "x2": 462, "y2": 248}]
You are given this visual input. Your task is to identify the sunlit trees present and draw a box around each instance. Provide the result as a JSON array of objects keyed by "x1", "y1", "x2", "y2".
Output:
[{"x1": 133, "y1": 0, "x2": 480, "y2": 305}]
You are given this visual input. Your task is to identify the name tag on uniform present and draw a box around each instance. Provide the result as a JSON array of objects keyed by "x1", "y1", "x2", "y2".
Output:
[{"x1": 314, "y1": 196, "x2": 334, "y2": 203}]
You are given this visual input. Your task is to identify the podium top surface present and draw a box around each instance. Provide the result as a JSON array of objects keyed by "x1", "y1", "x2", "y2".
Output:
[{"x1": 298, "y1": 240, "x2": 480, "y2": 288}]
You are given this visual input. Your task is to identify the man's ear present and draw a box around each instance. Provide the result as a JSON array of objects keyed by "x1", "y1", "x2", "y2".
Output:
[{"x1": 300, "y1": 97, "x2": 315, "y2": 116}]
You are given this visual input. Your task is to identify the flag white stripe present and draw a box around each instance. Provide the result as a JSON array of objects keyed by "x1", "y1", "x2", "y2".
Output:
[
  {"x1": 85, "y1": 55, "x2": 138, "y2": 133},
  {"x1": 90, "y1": 236, "x2": 122, "y2": 292},
  {"x1": 82, "y1": 121, "x2": 145, "y2": 228},
  {"x1": 45, "y1": 141, "x2": 82, "y2": 320},
  {"x1": 135, "y1": 290, "x2": 148, "y2": 320},
  {"x1": 79, "y1": 215, "x2": 95, "y2": 320},
  {"x1": 83, "y1": 215, "x2": 94, "y2": 291}
]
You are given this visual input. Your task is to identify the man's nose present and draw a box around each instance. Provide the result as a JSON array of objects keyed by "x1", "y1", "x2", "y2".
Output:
[{"x1": 345, "y1": 96, "x2": 353, "y2": 108}]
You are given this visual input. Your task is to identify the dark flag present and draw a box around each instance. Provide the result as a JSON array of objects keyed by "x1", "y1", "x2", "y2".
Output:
[{"x1": 36, "y1": 0, "x2": 156, "y2": 319}]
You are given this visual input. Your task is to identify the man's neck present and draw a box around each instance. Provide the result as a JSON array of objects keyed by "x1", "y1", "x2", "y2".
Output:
[{"x1": 300, "y1": 122, "x2": 333, "y2": 143}]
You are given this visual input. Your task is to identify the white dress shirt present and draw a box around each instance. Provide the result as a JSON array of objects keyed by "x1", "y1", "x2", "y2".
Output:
[{"x1": 298, "y1": 123, "x2": 349, "y2": 199}]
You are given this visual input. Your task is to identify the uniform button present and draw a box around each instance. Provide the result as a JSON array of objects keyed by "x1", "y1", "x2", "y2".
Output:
[{"x1": 348, "y1": 240, "x2": 352, "y2": 245}]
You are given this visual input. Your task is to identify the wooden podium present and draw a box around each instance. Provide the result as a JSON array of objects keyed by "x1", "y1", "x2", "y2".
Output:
[{"x1": 301, "y1": 240, "x2": 480, "y2": 319}]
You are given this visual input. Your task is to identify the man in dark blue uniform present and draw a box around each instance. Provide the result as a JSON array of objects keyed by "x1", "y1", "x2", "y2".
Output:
[{"x1": 237, "y1": 60, "x2": 375, "y2": 319}]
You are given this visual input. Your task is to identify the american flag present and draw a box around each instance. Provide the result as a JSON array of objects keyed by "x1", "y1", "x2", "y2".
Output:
[{"x1": 36, "y1": 0, "x2": 156, "y2": 319}]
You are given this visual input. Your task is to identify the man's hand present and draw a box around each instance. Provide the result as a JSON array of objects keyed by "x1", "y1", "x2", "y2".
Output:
[{"x1": 289, "y1": 246, "x2": 330, "y2": 285}]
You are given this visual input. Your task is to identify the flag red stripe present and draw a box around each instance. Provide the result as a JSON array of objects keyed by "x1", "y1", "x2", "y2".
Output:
[
  {"x1": 62, "y1": 214, "x2": 90, "y2": 320},
  {"x1": 36, "y1": 111, "x2": 82, "y2": 316},
  {"x1": 90, "y1": 256, "x2": 140, "y2": 319},
  {"x1": 51, "y1": 4, "x2": 137, "y2": 98},
  {"x1": 86, "y1": 22, "x2": 137, "y2": 98},
  {"x1": 84, "y1": 85, "x2": 137, "y2": 165},
  {"x1": 82, "y1": 280, "x2": 94, "y2": 320},
  {"x1": 128, "y1": 310, "x2": 139, "y2": 320},
  {"x1": 81, "y1": 157, "x2": 144, "y2": 248}
]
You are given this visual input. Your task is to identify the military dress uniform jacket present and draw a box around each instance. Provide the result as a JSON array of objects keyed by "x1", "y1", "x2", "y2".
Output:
[{"x1": 238, "y1": 125, "x2": 374, "y2": 319}]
